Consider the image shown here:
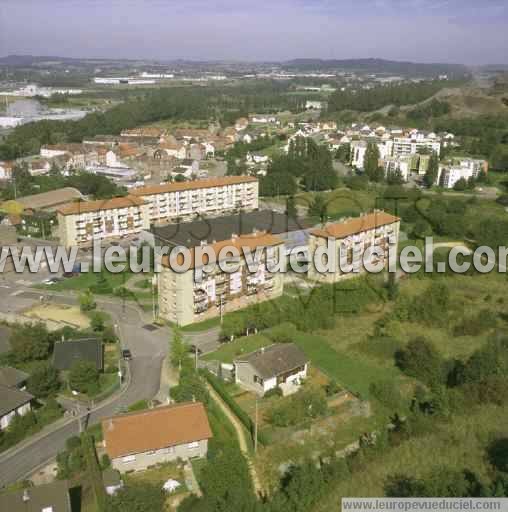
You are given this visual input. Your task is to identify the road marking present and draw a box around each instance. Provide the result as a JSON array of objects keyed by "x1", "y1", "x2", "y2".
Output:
[{"x1": 10, "y1": 290, "x2": 24, "y2": 296}]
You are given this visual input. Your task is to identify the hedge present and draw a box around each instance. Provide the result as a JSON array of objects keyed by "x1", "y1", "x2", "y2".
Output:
[
  {"x1": 82, "y1": 433, "x2": 108, "y2": 512},
  {"x1": 202, "y1": 370, "x2": 268, "y2": 446}
]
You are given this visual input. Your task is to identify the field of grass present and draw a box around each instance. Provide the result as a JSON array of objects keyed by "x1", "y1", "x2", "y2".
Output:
[
  {"x1": 314, "y1": 403, "x2": 508, "y2": 511},
  {"x1": 292, "y1": 332, "x2": 402, "y2": 398},
  {"x1": 45, "y1": 271, "x2": 128, "y2": 292}
]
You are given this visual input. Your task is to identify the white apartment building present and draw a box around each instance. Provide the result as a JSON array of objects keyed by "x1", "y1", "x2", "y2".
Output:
[
  {"x1": 383, "y1": 155, "x2": 412, "y2": 181},
  {"x1": 57, "y1": 196, "x2": 150, "y2": 247},
  {"x1": 131, "y1": 176, "x2": 259, "y2": 223},
  {"x1": 307, "y1": 211, "x2": 400, "y2": 283},
  {"x1": 392, "y1": 136, "x2": 441, "y2": 157},
  {"x1": 437, "y1": 158, "x2": 488, "y2": 189},
  {"x1": 158, "y1": 232, "x2": 284, "y2": 326}
]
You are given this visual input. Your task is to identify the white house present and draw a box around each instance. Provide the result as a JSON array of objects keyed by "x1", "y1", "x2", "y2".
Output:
[
  {"x1": 234, "y1": 343, "x2": 309, "y2": 396},
  {"x1": 0, "y1": 385, "x2": 33, "y2": 430}
]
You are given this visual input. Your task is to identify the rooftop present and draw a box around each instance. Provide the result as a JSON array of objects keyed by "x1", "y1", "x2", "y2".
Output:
[
  {"x1": 235, "y1": 343, "x2": 308, "y2": 380},
  {"x1": 161, "y1": 231, "x2": 283, "y2": 270},
  {"x1": 0, "y1": 385, "x2": 33, "y2": 417},
  {"x1": 14, "y1": 187, "x2": 83, "y2": 211},
  {"x1": 52, "y1": 338, "x2": 103, "y2": 371},
  {"x1": 130, "y1": 176, "x2": 257, "y2": 197},
  {"x1": 102, "y1": 402, "x2": 213, "y2": 459},
  {"x1": 0, "y1": 480, "x2": 70, "y2": 512},
  {"x1": 152, "y1": 210, "x2": 312, "y2": 249},
  {"x1": 311, "y1": 211, "x2": 400, "y2": 240},
  {"x1": 0, "y1": 366, "x2": 29, "y2": 388},
  {"x1": 56, "y1": 195, "x2": 145, "y2": 216}
]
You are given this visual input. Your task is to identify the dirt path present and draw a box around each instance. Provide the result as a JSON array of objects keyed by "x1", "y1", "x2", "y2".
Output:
[{"x1": 205, "y1": 382, "x2": 263, "y2": 496}]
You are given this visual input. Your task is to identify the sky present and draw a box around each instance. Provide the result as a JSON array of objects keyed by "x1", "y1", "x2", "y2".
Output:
[{"x1": 0, "y1": 0, "x2": 507, "y2": 65}]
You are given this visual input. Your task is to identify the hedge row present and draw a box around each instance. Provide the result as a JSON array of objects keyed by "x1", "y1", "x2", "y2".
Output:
[
  {"x1": 82, "y1": 433, "x2": 108, "y2": 512},
  {"x1": 202, "y1": 370, "x2": 268, "y2": 446}
]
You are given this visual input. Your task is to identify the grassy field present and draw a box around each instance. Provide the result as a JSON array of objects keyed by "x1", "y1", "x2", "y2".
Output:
[{"x1": 314, "y1": 403, "x2": 508, "y2": 511}]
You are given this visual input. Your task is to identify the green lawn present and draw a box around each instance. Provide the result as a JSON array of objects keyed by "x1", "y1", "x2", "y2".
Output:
[
  {"x1": 292, "y1": 332, "x2": 401, "y2": 398},
  {"x1": 45, "y1": 271, "x2": 129, "y2": 292},
  {"x1": 202, "y1": 334, "x2": 272, "y2": 363}
]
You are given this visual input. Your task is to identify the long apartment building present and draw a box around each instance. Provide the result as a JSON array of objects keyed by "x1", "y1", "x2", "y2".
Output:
[
  {"x1": 437, "y1": 157, "x2": 488, "y2": 189},
  {"x1": 130, "y1": 176, "x2": 259, "y2": 223},
  {"x1": 57, "y1": 196, "x2": 150, "y2": 247},
  {"x1": 158, "y1": 231, "x2": 284, "y2": 326},
  {"x1": 392, "y1": 136, "x2": 441, "y2": 157},
  {"x1": 307, "y1": 211, "x2": 400, "y2": 283}
]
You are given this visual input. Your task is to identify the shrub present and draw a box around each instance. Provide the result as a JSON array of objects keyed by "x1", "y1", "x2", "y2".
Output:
[
  {"x1": 264, "y1": 387, "x2": 283, "y2": 399},
  {"x1": 69, "y1": 360, "x2": 100, "y2": 395},
  {"x1": 266, "y1": 387, "x2": 328, "y2": 427}
]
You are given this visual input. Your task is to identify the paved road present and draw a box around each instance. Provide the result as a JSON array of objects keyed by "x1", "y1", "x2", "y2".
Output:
[{"x1": 0, "y1": 285, "x2": 169, "y2": 487}]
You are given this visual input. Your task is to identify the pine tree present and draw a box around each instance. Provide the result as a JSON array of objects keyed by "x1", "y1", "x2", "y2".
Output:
[
  {"x1": 424, "y1": 151, "x2": 439, "y2": 188},
  {"x1": 364, "y1": 143, "x2": 382, "y2": 182}
]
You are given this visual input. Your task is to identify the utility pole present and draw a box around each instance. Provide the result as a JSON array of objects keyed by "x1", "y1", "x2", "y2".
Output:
[{"x1": 220, "y1": 294, "x2": 224, "y2": 325}]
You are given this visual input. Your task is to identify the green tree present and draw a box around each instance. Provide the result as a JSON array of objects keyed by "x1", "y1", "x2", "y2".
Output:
[
  {"x1": 90, "y1": 312, "x2": 105, "y2": 332},
  {"x1": 395, "y1": 337, "x2": 445, "y2": 387},
  {"x1": 286, "y1": 195, "x2": 297, "y2": 219},
  {"x1": 308, "y1": 193, "x2": 328, "y2": 222},
  {"x1": 364, "y1": 143, "x2": 382, "y2": 182},
  {"x1": 170, "y1": 328, "x2": 187, "y2": 370},
  {"x1": 9, "y1": 323, "x2": 52, "y2": 362},
  {"x1": 424, "y1": 151, "x2": 439, "y2": 188},
  {"x1": 79, "y1": 290, "x2": 96, "y2": 312},
  {"x1": 453, "y1": 177, "x2": 467, "y2": 191},
  {"x1": 69, "y1": 360, "x2": 100, "y2": 395},
  {"x1": 27, "y1": 362, "x2": 60, "y2": 398}
]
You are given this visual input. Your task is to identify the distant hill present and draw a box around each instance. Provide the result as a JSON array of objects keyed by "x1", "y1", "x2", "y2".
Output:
[{"x1": 283, "y1": 58, "x2": 470, "y2": 77}]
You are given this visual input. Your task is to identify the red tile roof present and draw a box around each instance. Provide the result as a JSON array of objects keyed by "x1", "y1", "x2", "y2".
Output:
[
  {"x1": 131, "y1": 176, "x2": 258, "y2": 196},
  {"x1": 56, "y1": 195, "x2": 146, "y2": 216},
  {"x1": 102, "y1": 402, "x2": 212, "y2": 459},
  {"x1": 311, "y1": 211, "x2": 399, "y2": 239}
]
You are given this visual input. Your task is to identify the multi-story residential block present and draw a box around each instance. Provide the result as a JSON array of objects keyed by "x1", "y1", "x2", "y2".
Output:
[
  {"x1": 158, "y1": 231, "x2": 284, "y2": 326},
  {"x1": 437, "y1": 157, "x2": 488, "y2": 189},
  {"x1": 57, "y1": 196, "x2": 150, "y2": 247},
  {"x1": 131, "y1": 176, "x2": 259, "y2": 224},
  {"x1": 307, "y1": 211, "x2": 400, "y2": 283},
  {"x1": 382, "y1": 155, "x2": 412, "y2": 181},
  {"x1": 392, "y1": 135, "x2": 441, "y2": 157}
]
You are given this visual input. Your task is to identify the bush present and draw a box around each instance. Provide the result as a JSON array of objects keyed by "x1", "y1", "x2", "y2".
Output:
[
  {"x1": 27, "y1": 362, "x2": 60, "y2": 398},
  {"x1": 324, "y1": 379, "x2": 342, "y2": 397},
  {"x1": 264, "y1": 387, "x2": 283, "y2": 399},
  {"x1": 69, "y1": 360, "x2": 100, "y2": 395},
  {"x1": 266, "y1": 387, "x2": 328, "y2": 427}
]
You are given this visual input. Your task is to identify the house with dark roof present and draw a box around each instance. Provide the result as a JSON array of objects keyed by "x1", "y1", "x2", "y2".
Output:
[
  {"x1": 234, "y1": 343, "x2": 309, "y2": 396},
  {"x1": 0, "y1": 385, "x2": 33, "y2": 430},
  {"x1": 102, "y1": 402, "x2": 213, "y2": 472},
  {"x1": 0, "y1": 479, "x2": 71, "y2": 512},
  {"x1": 0, "y1": 366, "x2": 29, "y2": 389},
  {"x1": 52, "y1": 338, "x2": 103, "y2": 372}
]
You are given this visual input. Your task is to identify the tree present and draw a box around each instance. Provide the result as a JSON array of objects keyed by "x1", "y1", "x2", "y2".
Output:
[
  {"x1": 286, "y1": 195, "x2": 297, "y2": 219},
  {"x1": 453, "y1": 178, "x2": 467, "y2": 191},
  {"x1": 395, "y1": 337, "x2": 445, "y2": 387},
  {"x1": 170, "y1": 328, "x2": 187, "y2": 370},
  {"x1": 27, "y1": 362, "x2": 60, "y2": 398},
  {"x1": 90, "y1": 312, "x2": 105, "y2": 332},
  {"x1": 423, "y1": 151, "x2": 439, "y2": 188},
  {"x1": 9, "y1": 323, "x2": 52, "y2": 362},
  {"x1": 308, "y1": 193, "x2": 328, "y2": 222},
  {"x1": 488, "y1": 438, "x2": 508, "y2": 473},
  {"x1": 69, "y1": 360, "x2": 100, "y2": 395},
  {"x1": 79, "y1": 290, "x2": 96, "y2": 312},
  {"x1": 364, "y1": 143, "x2": 382, "y2": 182},
  {"x1": 108, "y1": 482, "x2": 165, "y2": 512},
  {"x1": 336, "y1": 143, "x2": 351, "y2": 163}
]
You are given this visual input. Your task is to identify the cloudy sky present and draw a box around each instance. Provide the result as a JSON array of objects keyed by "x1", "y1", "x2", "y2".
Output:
[{"x1": 1, "y1": 0, "x2": 507, "y2": 64}]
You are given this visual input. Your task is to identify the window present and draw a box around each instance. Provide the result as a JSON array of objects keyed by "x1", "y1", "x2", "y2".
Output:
[
  {"x1": 253, "y1": 375, "x2": 264, "y2": 385},
  {"x1": 122, "y1": 455, "x2": 136, "y2": 463},
  {"x1": 188, "y1": 441, "x2": 199, "y2": 449}
]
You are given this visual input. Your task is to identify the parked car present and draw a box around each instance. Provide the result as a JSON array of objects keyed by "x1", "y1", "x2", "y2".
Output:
[{"x1": 122, "y1": 349, "x2": 132, "y2": 361}]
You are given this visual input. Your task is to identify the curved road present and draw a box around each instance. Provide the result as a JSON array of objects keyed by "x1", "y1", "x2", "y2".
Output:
[{"x1": 0, "y1": 291, "x2": 169, "y2": 488}]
